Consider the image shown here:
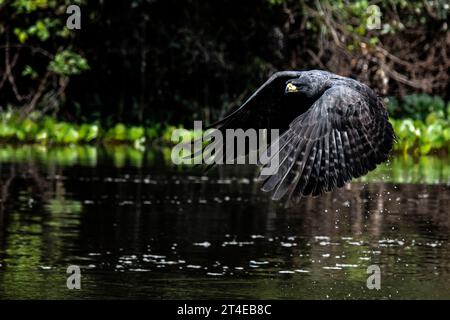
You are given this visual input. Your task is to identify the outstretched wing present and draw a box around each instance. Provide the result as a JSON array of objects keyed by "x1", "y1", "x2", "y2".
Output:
[
  {"x1": 190, "y1": 71, "x2": 301, "y2": 164},
  {"x1": 208, "y1": 71, "x2": 301, "y2": 131},
  {"x1": 259, "y1": 85, "x2": 395, "y2": 201}
]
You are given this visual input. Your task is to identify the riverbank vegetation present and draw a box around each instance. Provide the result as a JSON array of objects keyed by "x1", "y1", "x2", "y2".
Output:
[
  {"x1": 0, "y1": 109, "x2": 179, "y2": 147},
  {"x1": 2, "y1": 93, "x2": 450, "y2": 155},
  {"x1": 0, "y1": 1, "x2": 449, "y2": 155},
  {"x1": 389, "y1": 94, "x2": 450, "y2": 155}
]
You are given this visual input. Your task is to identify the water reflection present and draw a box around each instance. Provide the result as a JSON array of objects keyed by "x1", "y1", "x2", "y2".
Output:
[{"x1": 0, "y1": 146, "x2": 449, "y2": 299}]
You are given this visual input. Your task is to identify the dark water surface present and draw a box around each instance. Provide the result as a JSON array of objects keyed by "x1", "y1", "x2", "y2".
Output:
[{"x1": 0, "y1": 146, "x2": 449, "y2": 299}]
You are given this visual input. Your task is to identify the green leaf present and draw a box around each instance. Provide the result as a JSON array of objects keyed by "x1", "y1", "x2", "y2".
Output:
[{"x1": 48, "y1": 50, "x2": 89, "y2": 76}]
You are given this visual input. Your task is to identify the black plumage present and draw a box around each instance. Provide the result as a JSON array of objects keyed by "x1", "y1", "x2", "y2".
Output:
[{"x1": 203, "y1": 70, "x2": 395, "y2": 202}]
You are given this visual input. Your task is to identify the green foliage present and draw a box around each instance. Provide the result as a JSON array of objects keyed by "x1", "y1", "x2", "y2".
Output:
[
  {"x1": 1, "y1": 91, "x2": 450, "y2": 156},
  {"x1": 388, "y1": 94, "x2": 447, "y2": 121},
  {"x1": 0, "y1": 110, "x2": 177, "y2": 146},
  {"x1": 2, "y1": 91, "x2": 450, "y2": 155},
  {"x1": 2, "y1": 0, "x2": 88, "y2": 113},
  {"x1": 49, "y1": 50, "x2": 89, "y2": 76},
  {"x1": 14, "y1": 18, "x2": 59, "y2": 43},
  {"x1": 12, "y1": 0, "x2": 50, "y2": 13},
  {"x1": 22, "y1": 65, "x2": 39, "y2": 79},
  {"x1": 105, "y1": 123, "x2": 127, "y2": 142},
  {"x1": 390, "y1": 118, "x2": 450, "y2": 155},
  {"x1": 271, "y1": 0, "x2": 448, "y2": 47},
  {"x1": 386, "y1": 94, "x2": 450, "y2": 155},
  {"x1": 78, "y1": 123, "x2": 99, "y2": 142}
]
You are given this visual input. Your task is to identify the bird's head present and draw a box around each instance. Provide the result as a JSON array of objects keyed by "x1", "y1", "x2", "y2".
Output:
[
  {"x1": 285, "y1": 79, "x2": 316, "y2": 98},
  {"x1": 285, "y1": 73, "x2": 330, "y2": 98}
]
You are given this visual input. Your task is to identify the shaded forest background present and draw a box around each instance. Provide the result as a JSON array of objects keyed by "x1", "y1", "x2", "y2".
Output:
[{"x1": 0, "y1": 0, "x2": 449, "y2": 127}]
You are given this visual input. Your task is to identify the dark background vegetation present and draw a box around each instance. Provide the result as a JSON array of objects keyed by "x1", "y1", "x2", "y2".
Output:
[{"x1": 0, "y1": 0, "x2": 449, "y2": 153}]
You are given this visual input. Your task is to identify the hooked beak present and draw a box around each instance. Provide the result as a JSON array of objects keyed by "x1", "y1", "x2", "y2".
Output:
[{"x1": 286, "y1": 83, "x2": 300, "y2": 93}]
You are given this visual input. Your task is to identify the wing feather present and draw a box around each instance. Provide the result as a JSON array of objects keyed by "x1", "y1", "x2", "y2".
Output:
[
  {"x1": 187, "y1": 71, "x2": 302, "y2": 165},
  {"x1": 259, "y1": 84, "x2": 395, "y2": 201}
]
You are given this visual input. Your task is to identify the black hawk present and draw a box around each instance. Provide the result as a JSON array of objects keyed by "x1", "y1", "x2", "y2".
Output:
[{"x1": 199, "y1": 70, "x2": 395, "y2": 202}]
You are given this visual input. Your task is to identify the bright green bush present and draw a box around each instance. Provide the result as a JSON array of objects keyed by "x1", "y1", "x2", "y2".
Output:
[
  {"x1": 0, "y1": 110, "x2": 178, "y2": 146},
  {"x1": 390, "y1": 117, "x2": 450, "y2": 155},
  {"x1": 387, "y1": 94, "x2": 450, "y2": 155}
]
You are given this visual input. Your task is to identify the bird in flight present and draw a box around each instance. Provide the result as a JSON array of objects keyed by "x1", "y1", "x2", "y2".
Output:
[{"x1": 200, "y1": 70, "x2": 395, "y2": 202}]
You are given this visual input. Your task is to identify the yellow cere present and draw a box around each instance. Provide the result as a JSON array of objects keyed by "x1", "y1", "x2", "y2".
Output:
[{"x1": 287, "y1": 83, "x2": 298, "y2": 92}]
